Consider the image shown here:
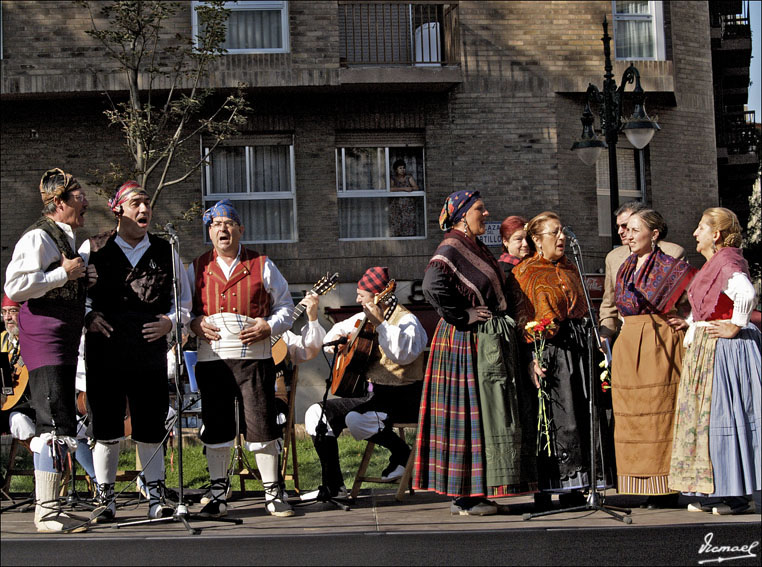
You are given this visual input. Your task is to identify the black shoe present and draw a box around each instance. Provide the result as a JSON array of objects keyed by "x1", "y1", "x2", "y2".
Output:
[
  {"x1": 533, "y1": 492, "x2": 553, "y2": 512},
  {"x1": 558, "y1": 491, "x2": 587, "y2": 508},
  {"x1": 640, "y1": 493, "x2": 680, "y2": 510}
]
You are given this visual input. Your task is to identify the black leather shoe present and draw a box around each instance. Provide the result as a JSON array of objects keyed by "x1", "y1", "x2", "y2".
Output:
[{"x1": 533, "y1": 492, "x2": 553, "y2": 511}]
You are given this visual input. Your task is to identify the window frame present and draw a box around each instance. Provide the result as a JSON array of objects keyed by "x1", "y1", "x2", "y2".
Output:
[
  {"x1": 612, "y1": 0, "x2": 665, "y2": 61},
  {"x1": 335, "y1": 144, "x2": 428, "y2": 241},
  {"x1": 201, "y1": 137, "x2": 298, "y2": 244},
  {"x1": 191, "y1": 1, "x2": 290, "y2": 55}
]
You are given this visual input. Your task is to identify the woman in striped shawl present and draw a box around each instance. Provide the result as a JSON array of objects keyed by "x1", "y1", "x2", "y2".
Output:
[{"x1": 414, "y1": 191, "x2": 524, "y2": 516}]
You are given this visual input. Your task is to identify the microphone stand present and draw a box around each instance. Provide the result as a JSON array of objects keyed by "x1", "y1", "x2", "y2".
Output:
[
  {"x1": 116, "y1": 227, "x2": 241, "y2": 534},
  {"x1": 293, "y1": 343, "x2": 351, "y2": 512},
  {"x1": 523, "y1": 231, "x2": 632, "y2": 524}
]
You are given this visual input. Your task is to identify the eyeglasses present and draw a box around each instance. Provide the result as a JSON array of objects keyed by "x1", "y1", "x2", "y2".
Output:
[
  {"x1": 210, "y1": 220, "x2": 239, "y2": 229},
  {"x1": 66, "y1": 192, "x2": 87, "y2": 203},
  {"x1": 536, "y1": 226, "x2": 565, "y2": 238}
]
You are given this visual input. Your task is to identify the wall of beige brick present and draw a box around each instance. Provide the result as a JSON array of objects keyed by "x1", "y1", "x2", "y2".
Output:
[{"x1": 1, "y1": 0, "x2": 719, "y2": 286}]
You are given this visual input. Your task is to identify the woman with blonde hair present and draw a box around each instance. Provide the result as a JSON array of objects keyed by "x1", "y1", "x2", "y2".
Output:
[{"x1": 669, "y1": 207, "x2": 761, "y2": 515}]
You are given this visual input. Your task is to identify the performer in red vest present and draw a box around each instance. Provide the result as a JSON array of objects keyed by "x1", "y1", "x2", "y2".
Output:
[{"x1": 188, "y1": 199, "x2": 295, "y2": 518}]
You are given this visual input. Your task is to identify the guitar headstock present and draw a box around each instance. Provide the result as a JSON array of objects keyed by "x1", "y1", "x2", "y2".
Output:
[
  {"x1": 374, "y1": 279, "x2": 398, "y2": 320},
  {"x1": 312, "y1": 272, "x2": 339, "y2": 296}
]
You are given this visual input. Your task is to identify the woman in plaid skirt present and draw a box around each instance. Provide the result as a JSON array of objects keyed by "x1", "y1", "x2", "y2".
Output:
[{"x1": 414, "y1": 190, "x2": 524, "y2": 516}]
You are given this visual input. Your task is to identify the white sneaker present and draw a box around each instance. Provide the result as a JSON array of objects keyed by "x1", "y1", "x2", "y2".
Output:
[{"x1": 381, "y1": 465, "x2": 406, "y2": 481}]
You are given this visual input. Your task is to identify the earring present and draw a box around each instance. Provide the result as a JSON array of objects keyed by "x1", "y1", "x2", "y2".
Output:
[
  {"x1": 651, "y1": 239, "x2": 656, "y2": 252},
  {"x1": 711, "y1": 242, "x2": 717, "y2": 253},
  {"x1": 538, "y1": 247, "x2": 543, "y2": 258},
  {"x1": 462, "y1": 223, "x2": 470, "y2": 237}
]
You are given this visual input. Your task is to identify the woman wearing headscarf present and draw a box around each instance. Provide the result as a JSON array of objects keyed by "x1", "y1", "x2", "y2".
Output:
[
  {"x1": 612, "y1": 209, "x2": 696, "y2": 508},
  {"x1": 414, "y1": 190, "x2": 524, "y2": 516},
  {"x1": 513, "y1": 211, "x2": 613, "y2": 510},
  {"x1": 669, "y1": 207, "x2": 761, "y2": 515}
]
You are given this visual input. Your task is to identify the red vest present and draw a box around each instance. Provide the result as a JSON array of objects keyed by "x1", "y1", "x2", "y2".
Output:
[{"x1": 192, "y1": 248, "x2": 270, "y2": 318}]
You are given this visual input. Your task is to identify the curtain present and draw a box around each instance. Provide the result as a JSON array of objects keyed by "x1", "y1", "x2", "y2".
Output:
[
  {"x1": 225, "y1": 9, "x2": 283, "y2": 50},
  {"x1": 614, "y1": 1, "x2": 654, "y2": 59}
]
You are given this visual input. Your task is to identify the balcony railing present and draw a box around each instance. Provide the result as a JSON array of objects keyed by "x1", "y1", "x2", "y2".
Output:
[
  {"x1": 710, "y1": 1, "x2": 751, "y2": 39},
  {"x1": 719, "y1": 110, "x2": 759, "y2": 156},
  {"x1": 338, "y1": 2, "x2": 460, "y2": 67}
]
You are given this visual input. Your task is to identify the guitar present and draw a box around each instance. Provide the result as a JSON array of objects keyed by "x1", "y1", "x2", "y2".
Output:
[
  {"x1": 1, "y1": 348, "x2": 29, "y2": 412},
  {"x1": 270, "y1": 272, "x2": 339, "y2": 366},
  {"x1": 330, "y1": 280, "x2": 398, "y2": 398}
]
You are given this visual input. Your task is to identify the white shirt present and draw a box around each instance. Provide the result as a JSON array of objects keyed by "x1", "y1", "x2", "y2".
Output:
[
  {"x1": 282, "y1": 319, "x2": 327, "y2": 365},
  {"x1": 78, "y1": 232, "x2": 192, "y2": 332},
  {"x1": 323, "y1": 311, "x2": 427, "y2": 366},
  {"x1": 4, "y1": 221, "x2": 77, "y2": 302},
  {"x1": 686, "y1": 271, "x2": 757, "y2": 327}
]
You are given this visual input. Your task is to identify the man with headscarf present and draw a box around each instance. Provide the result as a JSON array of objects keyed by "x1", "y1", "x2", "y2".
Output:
[
  {"x1": 4, "y1": 168, "x2": 93, "y2": 532},
  {"x1": 78, "y1": 180, "x2": 191, "y2": 523},
  {"x1": 302, "y1": 267, "x2": 427, "y2": 501},
  {"x1": 188, "y1": 199, "x2": 295, "y2": 518}
]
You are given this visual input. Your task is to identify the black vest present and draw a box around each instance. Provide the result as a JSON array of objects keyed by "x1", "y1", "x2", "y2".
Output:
[
  {"x1": 22, "y1": 216, "x2": 86, "y2": 304},
  {"x1": 88, "y1": 230, "x2": 174, "y2": 318}
]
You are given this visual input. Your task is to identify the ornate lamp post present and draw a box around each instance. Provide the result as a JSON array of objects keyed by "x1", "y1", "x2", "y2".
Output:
[{"x1": 571, "y1": 17, "x2": 661, "y2": 244}]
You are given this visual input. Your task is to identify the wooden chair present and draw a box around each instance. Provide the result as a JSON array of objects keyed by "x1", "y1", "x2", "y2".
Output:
[
  {"x1": 1, "y1": 437, "x2": 34, "y2": 501},
  {"x1": 350, "y1": 422, "x2": 417, "y2": 502}
]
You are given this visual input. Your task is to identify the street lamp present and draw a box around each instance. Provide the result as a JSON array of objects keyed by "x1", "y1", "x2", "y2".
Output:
[{"x1": 571, "y1": 16, "x2": 661, "y2": 244}]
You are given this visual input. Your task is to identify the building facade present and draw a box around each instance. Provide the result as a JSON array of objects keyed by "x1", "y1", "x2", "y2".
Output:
[{"x1": 0, "y1": 1, "x2": 729, "y2": 414}]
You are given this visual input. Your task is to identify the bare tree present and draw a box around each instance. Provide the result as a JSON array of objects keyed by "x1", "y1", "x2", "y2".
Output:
[{"x1": 77, "y1": 0, "x2": 251, "y2": 210}]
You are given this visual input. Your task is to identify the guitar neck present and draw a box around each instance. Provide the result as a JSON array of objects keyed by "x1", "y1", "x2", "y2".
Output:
[{"x1": 270, "y1": 302, "x2": 308, "y2": 345}]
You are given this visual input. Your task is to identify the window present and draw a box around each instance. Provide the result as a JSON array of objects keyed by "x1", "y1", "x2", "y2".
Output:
[
  {"x1": 336, "y1": 143, "x2": 427, "y2": 240},
  {"x1": 613, "y1": 1, "x2": 665, "y2": 60},
  {"x1": 202, "y1": 137, "x2": 297, "y2": 243},
  {"x1": 596, "y1": 148, "x2": 646, "y2": 237},
  {"x1": 192, "y1": 1, "x2": 289, "y2": 54}
]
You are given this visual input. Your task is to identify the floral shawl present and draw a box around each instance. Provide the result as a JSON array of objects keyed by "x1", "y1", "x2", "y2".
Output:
[{"x1": 615, "y1": 247, "x2": 697, "y2": 317}]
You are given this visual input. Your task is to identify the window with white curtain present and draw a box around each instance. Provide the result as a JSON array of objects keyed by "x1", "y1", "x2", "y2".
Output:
[
  {"x1": 191, "y1": 1, "x2": 289, "y2": 54},
  {"x1": 202, "y1": 139, "x2": 297, "y2": 243},
  {"x1": 612, "y1": 1, "x2": 665, "y2": 60},
  {"x1": 596, "y1": 148, "x2": 646, "y2": 237},
  {"x1": 336, "y1": 145, "x2": 426, "y2": 240}
]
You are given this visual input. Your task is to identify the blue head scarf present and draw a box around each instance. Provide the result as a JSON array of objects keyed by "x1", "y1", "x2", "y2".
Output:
[
  {"x1": 438, "y1": 190, "x2": 481, "y2": 231},
  {"x1": 202, "y1": 199, "x2": 242, "y2": 227}
]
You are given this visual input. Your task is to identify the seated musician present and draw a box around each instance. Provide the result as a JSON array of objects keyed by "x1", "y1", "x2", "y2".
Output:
[
  {"x1": 303, "y1": 267, "x2": 427, "y2": 499},
  {"x1": 2, "y1": 297, "x2": 96, "y2": 485},
  {"x1": 1, "y1": 295, "x2": 35, "y2": 446}
]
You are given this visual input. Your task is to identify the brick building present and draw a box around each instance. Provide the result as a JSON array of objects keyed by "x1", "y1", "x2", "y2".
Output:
[{"x1": 0, "y1": 1, "x2": 731, "y2": 414}]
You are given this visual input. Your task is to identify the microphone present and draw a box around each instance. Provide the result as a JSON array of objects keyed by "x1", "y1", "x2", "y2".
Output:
[
  {"x1": 562, "y1": 226, "x2": 579, "y2": 242},
  {"x1": 323, "y1": 336, "x2": 348, "y2": 347}
]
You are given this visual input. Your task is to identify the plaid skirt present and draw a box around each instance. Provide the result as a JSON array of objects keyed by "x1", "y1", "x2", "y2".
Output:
[{"x1": 414, "y1": 317, "x2": 523, "y2": 497}]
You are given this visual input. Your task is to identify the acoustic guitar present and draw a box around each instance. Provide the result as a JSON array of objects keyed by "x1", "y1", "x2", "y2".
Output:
[
  {"x1": 1, "y1": 349, "x2": 29, "y2": 412},
  {"x1": 330, "y1": 280, "x2": 398, "y2": 398},
  {"x1": 270, "y1": 272, "x2": 339, "y2": 366}
]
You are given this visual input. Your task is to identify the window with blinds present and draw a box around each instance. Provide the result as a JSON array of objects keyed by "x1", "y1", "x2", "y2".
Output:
[
  {"x1": 595, "y1": 147, "x2": 646, "y2": 237},
  {"x1": 191, "y1": 1, "x2": 289, "y2": 54},
  {"x1": 202, "y1": 138, "x2": 297, "y2": 243},
  {"x1": 612, "y1": 0, "x2": 665, "y2": 60},
  {"x1": 335, "y1": 137, "x2": 426, "y2": 240}
]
